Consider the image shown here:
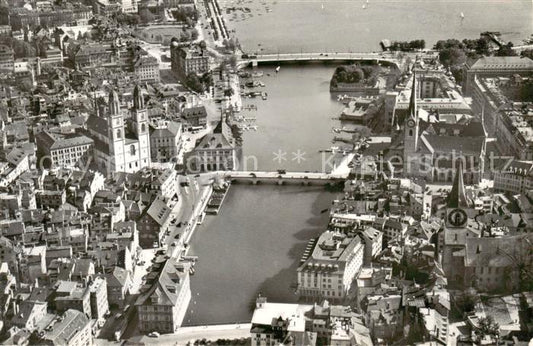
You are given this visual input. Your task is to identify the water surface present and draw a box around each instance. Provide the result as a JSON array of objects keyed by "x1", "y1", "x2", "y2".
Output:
[
  {"x1": 238, "y1": 65, "x2": 344, "y2": 172},
  {"x1": 222, "y1": 0, "x2": 532, "y2": 53},
  {"x1": 184, "y1": 184, "x2": 335, "y2": 325}
]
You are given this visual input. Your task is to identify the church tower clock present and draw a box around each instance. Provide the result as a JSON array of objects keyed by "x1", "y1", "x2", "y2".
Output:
[
  {"x1": 440, "y1": 161, "x2": 472, "y2": 287},
  {"x1": 445, "y1": 160, "x2": 470, "y2": 229}
]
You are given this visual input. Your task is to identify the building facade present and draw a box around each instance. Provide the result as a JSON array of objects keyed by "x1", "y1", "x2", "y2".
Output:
[
  {"x1": 89, "y1": 277, "x2": 109, "y2": 323},
  {"x1": 187, "y1": 119, "x2": 236, "y2": 172},
  {"x1": 464, "y1": 56, "x2": 533, "y2": 95},
  {"x1": 150, "y1": 121, "x2": 183, "y2": 162},
  {"x1": 35, "y1": 131, "x2": 94, "y2": 169},
  {"x1": 135, "y1": 258, "x2": 191, "y2": 333},
  {"x1": 0, "y1": 45, "x2": 14, "y2": 72},
  {"x1": 87, "y1": 87, "x2": 151, "y2": 174},
  {"x1": 297, "y1": 232, "x2": 364, "y2": 302},
  {"x1": 170, "y1": 42, "x2": 209, "y2": 76},
  {"x1": 493, "y1": 159, "x2": 533, "y2": 194}
]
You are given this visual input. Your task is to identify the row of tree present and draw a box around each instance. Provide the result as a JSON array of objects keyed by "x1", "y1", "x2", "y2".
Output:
[
  {"x1": 114, "y1": 13, "x2": 141, "y2": 26},
  {"x1": 171, "y1": 7, "x2": 199, "y2": 27},
  {"x1": 185, "y1": 72, "x2": 213, "y2": 93},
  {"x1": 389, "y1": 39, "x2": 426, "y2": 52}
]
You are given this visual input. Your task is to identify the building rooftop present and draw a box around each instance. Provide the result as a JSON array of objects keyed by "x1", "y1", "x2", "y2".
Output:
[
  {"x1": 251, "y1": 301, "x2": 313, "y2": 333},
  {"x1": 36, "y1": 131, "x2": 93, "y2": 151},
  {"x1": 298, "y1": 232, "x2": 362, "y2": 274},
  {"x1": 469, "y1": 56, "x2": 533, "y2": 70},
  {"x1": 41, "y1": 309, "x2": 90, "y2": 345},
  {"x1": 135, "y1": 257, "x2": 190, "y2": 307}
]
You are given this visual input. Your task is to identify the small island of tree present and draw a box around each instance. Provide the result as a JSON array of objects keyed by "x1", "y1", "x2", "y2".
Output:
[{"x1": 330, "y1": 64, "x2": 379, "y2": 89}]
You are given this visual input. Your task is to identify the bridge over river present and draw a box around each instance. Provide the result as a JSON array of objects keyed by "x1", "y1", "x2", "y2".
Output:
[
  {"x1": 203, "y1": 153, "x2": 355, "y2": 185},
  {"x1": 216, "y1": 170, "x2": 349, "y2": 185},
  {"x1": 238, "y1": 51, "x2": 421, "y2": 70}
]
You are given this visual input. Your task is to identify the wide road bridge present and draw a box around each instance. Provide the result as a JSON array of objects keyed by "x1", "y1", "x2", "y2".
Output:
[
  {"x1": 239, "y1": 51, "x2": 404, "y2": 68},
  {"x1": 219, "y1": 170, "x2": 348, "y2": 185}
]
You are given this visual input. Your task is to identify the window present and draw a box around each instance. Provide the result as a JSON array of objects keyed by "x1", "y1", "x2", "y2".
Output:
[
  {"x1": 130, "y1": 145, "x2": 136, "y2": 155},
  {"x1": 116, "y1": 129, "x2": 122, "y2": 139},
  {"x1": 141, "y1": 123, "x2": 146, "y2": 133}
]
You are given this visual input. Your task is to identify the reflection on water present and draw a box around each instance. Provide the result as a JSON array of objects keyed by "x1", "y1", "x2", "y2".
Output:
[{"x1": 184, "y1": 184, "x2": 336, "y2": 325}]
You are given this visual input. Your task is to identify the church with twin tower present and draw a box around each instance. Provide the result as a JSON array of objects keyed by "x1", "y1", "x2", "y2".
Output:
[{"x1": 87, "y1": 85, "x2": 151, "y2": 174}]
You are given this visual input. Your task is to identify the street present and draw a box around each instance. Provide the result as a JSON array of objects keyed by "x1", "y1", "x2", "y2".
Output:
[{"x1": 126, "y1": 324, "x2": 252, "y2": 345}]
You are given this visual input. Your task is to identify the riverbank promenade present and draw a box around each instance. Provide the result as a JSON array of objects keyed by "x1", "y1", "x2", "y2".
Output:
[{"x1": 122, "y1": 324, "x2": 252, "y2": 345}]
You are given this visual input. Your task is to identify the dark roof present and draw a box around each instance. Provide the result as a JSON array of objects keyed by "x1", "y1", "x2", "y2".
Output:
[
  {"x1": 86, "y1": 114, "x2": 109, "y2": 137},
  {"x1": 447, "y1": 161, "x2": 469, "y2": 208},
  {"x1": 407, "y1": 71, "x2": 417, "y2": 119},
  {"x1": 106, "y1": 266, "x2": 130, "y2": 287},
  {"x1": 422, "y1": 135, "x2": 484, "y2": 155},
  {"x1": 182, "y1": 106, "x2": 207, "y2": 119}
]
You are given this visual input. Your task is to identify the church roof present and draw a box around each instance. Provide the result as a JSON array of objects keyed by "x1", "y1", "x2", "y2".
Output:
[
  {"x1": 447, "y1": 161, "x2": 469, "y2": 208},
  {"x1": 86, "y1": 114, "x2": 108, "y2": 137},
  {"x1": 421, "y1": 135, "x2": 484, "y2": 155},
  {"x1": 407, "y1": 71, "x2": 417, "y2": 119},
  {"x1": 464, "y1": 234, "x2": 533, "y2": 267},
  {"x1": 424, "y1": 121, "x2": 485, "y2": 137}
]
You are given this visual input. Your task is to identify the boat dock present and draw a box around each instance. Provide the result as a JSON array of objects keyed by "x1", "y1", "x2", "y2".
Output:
[{"x1": 206, "y1": 184, "x2": 231, "y2": 215}]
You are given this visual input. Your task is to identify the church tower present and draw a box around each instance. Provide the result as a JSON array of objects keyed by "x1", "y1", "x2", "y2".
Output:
[
  {"x1": 131, "y1": 85, "x2": 151, "y2": 169},
  {"x1": 108, "y1": 89, "x2": 125, "y2": 173},
  {"x1": 403, "y1": 72, "x2": 419, "y2": 174},
  {"x1": 440, "y1": 161, "x2": 471, "y2": 286},
  {"x1": 446, "y1": 160, "x2": 470, "y2": 228}
]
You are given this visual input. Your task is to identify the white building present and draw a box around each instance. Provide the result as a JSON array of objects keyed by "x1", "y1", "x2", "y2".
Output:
[
  {"x1": 119, "y1": 0, "x2": 137, "y2": 13},
  {"x1": 135, "y1": 257, "x2": 191, "y2": 333},
  {"x1": 87, "y1": 86, "x2": 151, "y2": 175},
  {"x1": 493, "y1": 159, "x2": 533, "y2": 194},
  {"x1": 297, "y1": 232, "x2": 364, "y2": 302}
]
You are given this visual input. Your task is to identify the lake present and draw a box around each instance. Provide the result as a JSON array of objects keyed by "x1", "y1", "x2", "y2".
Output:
[{"x1": 222, "y1": 0, "x2": 532, "y2": 54}]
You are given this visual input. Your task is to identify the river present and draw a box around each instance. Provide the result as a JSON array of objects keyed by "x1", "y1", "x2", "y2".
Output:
[
  {"x1": 222, "y1": 0, "x2": 532, "y2": 54},
  {"x1": 184, "y1": 184, "x2": 335, "y2": 325},
  {"x1": 237, "y1": 65, "x2": 347, "y2": 172}
]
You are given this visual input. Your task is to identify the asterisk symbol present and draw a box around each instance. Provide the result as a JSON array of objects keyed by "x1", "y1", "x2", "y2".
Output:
[
  {"x1": 292, "y1": 150, "x2": 307, "y2": 164},
  {"x1": 273, "y1": 149, "x2": 287, "y2": 163}
]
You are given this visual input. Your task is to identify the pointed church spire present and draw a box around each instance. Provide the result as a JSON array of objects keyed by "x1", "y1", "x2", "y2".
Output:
[
  {"x1": 133, "y1": 84, "x2": 145, "y2": 110},
  {"x1": 407, "y1": 71, "x2": 417, "y2": 120},
  {"x1": 447, "y1": 161, "x2": 469, "y2": 208},
  {"x1": 109, "y1": 89, "x2": 120, "y2": 115}
]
